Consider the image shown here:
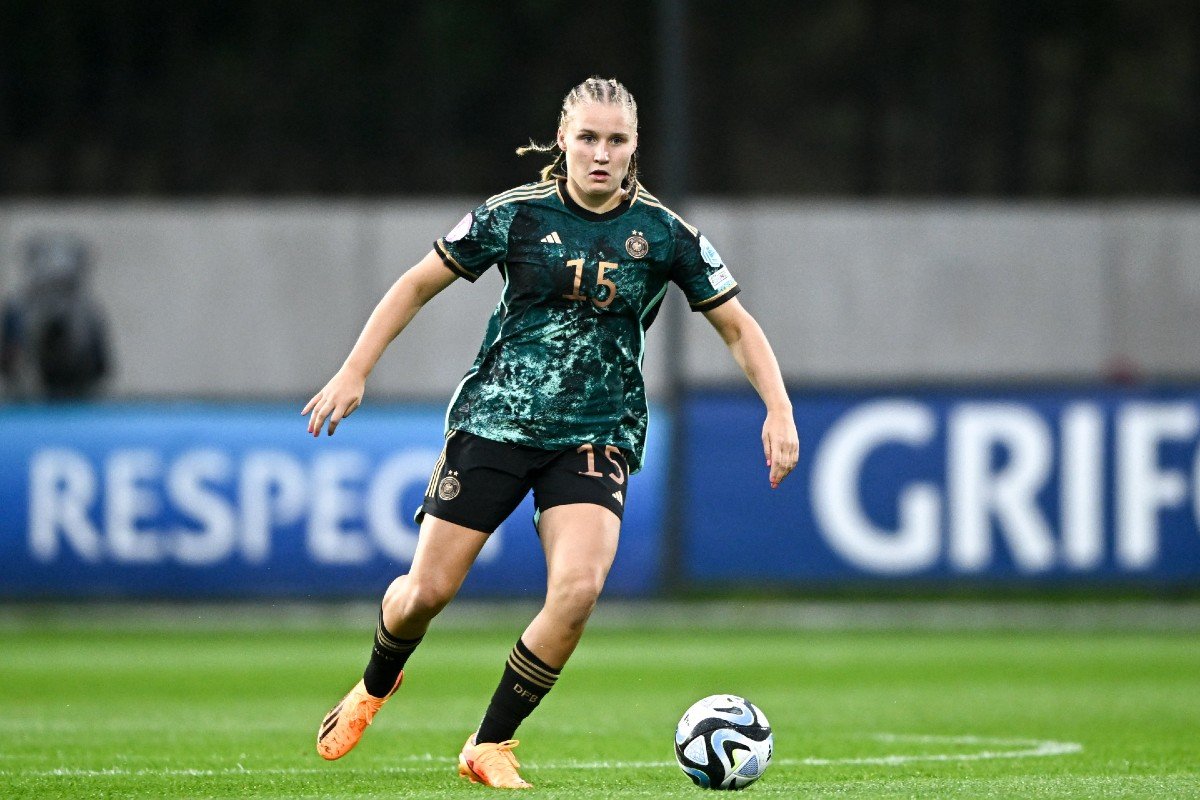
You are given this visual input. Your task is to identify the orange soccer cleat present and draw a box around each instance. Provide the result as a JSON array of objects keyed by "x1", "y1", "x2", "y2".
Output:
[
  {"x1": 315, "y1": 672, "x2": 403, "y2": 760},
  {"x1": 458, "y1": 733, "x2": 533, "y2": 789}
]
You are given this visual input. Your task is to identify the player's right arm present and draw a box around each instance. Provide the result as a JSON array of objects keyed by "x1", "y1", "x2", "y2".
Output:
[{"x1": 303, "y1": 249, "x2": 458, "y2": 436}]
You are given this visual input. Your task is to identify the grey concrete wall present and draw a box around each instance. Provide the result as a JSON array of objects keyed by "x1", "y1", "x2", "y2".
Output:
[
  {"x1": 688, "y1": 202, "x2": 1116, "y2": 382},
  {"x1": 0, "y1": 201, "x2": 497, "y2": 400},
  {"x1": 2, "y1": 200, "x2": 1198, "y2": 400},
  {"x1": 1109, "y1": 209, "x2": 1200, "y2": 379}
]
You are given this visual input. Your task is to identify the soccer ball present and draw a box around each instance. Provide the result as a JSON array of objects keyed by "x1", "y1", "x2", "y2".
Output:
[{"x1": 674, "y1": 694, "x2": 773, "y2": 790}]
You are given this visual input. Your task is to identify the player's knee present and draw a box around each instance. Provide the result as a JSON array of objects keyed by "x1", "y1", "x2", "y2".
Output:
[
  {"x1": 548, "y1": 570, "x2": 606, "y2": 622},
  {"x1": 385, "y1": 576, "x2": 455, "y2": 623}
]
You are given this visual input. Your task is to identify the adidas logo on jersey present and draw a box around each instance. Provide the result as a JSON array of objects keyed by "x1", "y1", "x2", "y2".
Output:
[
  {"x1": 611, "y1": 490, "x2": 624, "y2": 506},
  {"x1": 540, "y1": 231, "x2": 562, "y2": 244}
]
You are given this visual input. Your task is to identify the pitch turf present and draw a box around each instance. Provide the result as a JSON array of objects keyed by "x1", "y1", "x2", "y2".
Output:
[{"x1": 1, "y1": 601, "x2": 1198, "y2": 799}]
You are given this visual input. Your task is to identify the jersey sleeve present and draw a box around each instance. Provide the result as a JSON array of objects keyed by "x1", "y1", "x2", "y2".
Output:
[
  {"x1": 433, "y1": 201, "x2": 512, "y2": 282},
  {"x1": 669, "y1": 224, "x2": 741, "y2": 311}
]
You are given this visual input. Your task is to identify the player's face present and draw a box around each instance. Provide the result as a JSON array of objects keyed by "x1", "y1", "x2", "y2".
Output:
[{"x1": 557, "y1": 102, "x2": 637, "y2": 211}]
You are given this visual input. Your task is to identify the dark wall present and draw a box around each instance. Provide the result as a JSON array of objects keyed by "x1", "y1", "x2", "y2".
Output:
[{"x1": 4, "y1": 0, "x2": 1199, "y2": 197}]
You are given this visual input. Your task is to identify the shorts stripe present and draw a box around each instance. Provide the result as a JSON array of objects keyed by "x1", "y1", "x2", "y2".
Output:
[{"x1": 424, "y1": 431, "x2": 456, "y2": 499}]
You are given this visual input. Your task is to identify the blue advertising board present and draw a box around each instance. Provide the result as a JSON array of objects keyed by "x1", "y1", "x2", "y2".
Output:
[
  {"x1": 5, "y1": 388, "x2": 1200, "y2": 597},
  {"x1": 0, "y1": 404, "x2": 667, "y2": 598},
  {"x1": 684, "y1": 388, "x2": 1200, "y2": 587}
]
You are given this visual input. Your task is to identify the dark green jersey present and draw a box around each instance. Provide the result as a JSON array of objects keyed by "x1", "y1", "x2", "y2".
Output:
[{"x1": 434, "y1": 179, "x2": 739, "y2": 472}]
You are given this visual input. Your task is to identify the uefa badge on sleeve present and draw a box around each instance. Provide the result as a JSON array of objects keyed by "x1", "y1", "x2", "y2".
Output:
[{"x1": 446, "y1": 213, "x2": 473, "y2": 242}]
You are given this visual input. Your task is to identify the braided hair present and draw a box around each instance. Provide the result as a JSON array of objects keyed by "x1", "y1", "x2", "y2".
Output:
[{"x1": 516, "y1": 76, "x2": 640, "y2": 196}]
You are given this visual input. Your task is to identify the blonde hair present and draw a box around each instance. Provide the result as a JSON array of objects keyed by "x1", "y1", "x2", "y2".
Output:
[{"x1": 516, "y1": 76, "x2": 640, "y2": 194}]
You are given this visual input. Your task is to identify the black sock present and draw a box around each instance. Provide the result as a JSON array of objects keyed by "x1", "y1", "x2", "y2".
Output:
[
  {"x1": 476, "y1": 638, "x2": 561, "y2": 743},
  {"x1": 362, "y1": 610, "x2": 422, "y2": 697}
]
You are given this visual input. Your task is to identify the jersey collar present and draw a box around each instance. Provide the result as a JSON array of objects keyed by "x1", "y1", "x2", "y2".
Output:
[{"x1": 556, "y1": 178, "x2": 636, "y2": 221}]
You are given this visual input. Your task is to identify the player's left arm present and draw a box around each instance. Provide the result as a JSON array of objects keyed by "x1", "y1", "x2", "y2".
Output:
[{"x1": 702, "y1": 297, "x2": 799, "y2": 489}]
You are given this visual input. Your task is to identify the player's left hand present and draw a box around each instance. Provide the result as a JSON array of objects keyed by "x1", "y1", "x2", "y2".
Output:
[{"x1": 762, "y1": 408, "x2": 799, "y2": 489}]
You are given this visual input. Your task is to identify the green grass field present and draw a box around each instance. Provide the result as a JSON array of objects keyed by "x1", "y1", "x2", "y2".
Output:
[{"x1": 1, "y1": 602, "x2": 1198, "y2": 799}]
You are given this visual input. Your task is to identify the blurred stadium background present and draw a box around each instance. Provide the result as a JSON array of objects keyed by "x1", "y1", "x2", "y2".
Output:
[
  {"x1": 3, "y1": 3, "x2": 1200, "y2": 797},
  {"x1": 4, "y1": 0, "x2": 1200, "y2": 599}
]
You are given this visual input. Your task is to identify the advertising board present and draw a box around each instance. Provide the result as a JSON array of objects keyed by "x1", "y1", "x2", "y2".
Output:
[
  {"x1": 685, "y1": 389, "x2": 1200, "y2": 587},
  {"x1": 0, "y1": 404, "x2": 667, "y2": 598}
]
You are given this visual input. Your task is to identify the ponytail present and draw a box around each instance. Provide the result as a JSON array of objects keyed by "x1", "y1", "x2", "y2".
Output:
[{"x1": 514, "y1": 140, "x2": 567, "y2": 182}]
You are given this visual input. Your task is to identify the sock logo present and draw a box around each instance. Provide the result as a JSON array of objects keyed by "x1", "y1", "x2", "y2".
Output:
[{"x1": 512, "y1": 682, "x2": 540, "y2": 703}]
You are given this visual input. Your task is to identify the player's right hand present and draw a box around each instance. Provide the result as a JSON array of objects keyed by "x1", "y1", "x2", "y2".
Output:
[{"x1": 302, "y1": 369, "x2": 365, "y2": 437}]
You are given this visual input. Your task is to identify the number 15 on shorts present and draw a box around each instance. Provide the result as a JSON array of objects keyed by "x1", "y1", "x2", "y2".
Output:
[{"x1": 577, "y1": 443, "x2": 626, "y2": 484}]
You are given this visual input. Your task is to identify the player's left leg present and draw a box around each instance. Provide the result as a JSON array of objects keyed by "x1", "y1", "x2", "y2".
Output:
[
  {"x1": 517, "y1": 502, "x2": 621, "y2": 668},
  {"x1": 459, "y1": 503, "x2": 620, "y2": 789}
]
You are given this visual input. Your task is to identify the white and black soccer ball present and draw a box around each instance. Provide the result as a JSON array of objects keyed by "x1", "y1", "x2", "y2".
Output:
[{"x1": 674, "y1": 694, "x2": 773, "y2": 790}]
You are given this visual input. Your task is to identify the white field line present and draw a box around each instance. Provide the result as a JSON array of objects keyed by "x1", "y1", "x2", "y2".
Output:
[
  {"x1": 794, "y1": 734, "x2": 1083, "y2": 766},
  {"x1": 0, "y1": 733, "x2": 1081, "y2": 777}
]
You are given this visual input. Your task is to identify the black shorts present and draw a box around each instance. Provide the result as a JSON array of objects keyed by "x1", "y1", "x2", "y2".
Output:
[{"x1": 415, "y1": 430, "x2": 630, "y2": 534}]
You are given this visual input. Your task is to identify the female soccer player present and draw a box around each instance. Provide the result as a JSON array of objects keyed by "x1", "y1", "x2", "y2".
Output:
[{"x1": 304, "y1": 76, "x2": 798, "y2": 789}]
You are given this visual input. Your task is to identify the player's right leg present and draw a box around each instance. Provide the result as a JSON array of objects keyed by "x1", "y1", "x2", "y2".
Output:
[{"x1": 316, "y1": 514, "x2": 491, "y2": 760}]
